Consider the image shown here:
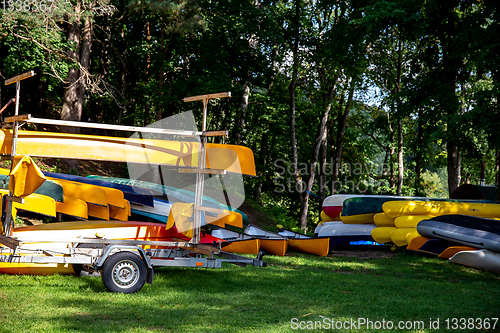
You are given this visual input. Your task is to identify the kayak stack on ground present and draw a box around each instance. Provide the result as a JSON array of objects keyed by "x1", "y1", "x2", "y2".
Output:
[
  {"x1": 318, "y1": 195, "x2": 381, "y2": 247},
  {"x1": 412, "y1": 214, "x2": 500, "y2": 272},
  {"x1": 373, "y1": 199, "x2": 500, "y2": 249}
]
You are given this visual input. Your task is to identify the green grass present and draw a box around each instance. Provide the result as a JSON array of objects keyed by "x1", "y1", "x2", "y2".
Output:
[{"x1": 0, "y1": 249, "x2": 499, "y2": 332}]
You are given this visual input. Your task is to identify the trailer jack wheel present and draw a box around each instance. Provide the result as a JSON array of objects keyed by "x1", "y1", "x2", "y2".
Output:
[{"x1": 102, "y1": 252, "x2": 147, "y2": 293}]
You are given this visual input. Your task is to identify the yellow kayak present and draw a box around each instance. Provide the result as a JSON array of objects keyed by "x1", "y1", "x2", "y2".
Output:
[
  {"x1": 371, "y1": 227, "x2": 396, "y2": 244},
  {"x1": 206, "y1": 210, "x2": 243, "y2": 228},
  {"x1": 394, "y1": 215, "x2": 434, "y2": 228},
  {"x1": 0, "y1": 189, "x2": 56, "y2": 217},
  {"x1": 373, "y1": 213, "x2": 395, "y2": 227},
  {"x1": 0, "y1": 262, "x2": 76, "y2": 276},
  {"x1": 109, "y1": 200, "x2": 131, "y2": 221},
  {"x1": 383, "y1": 200, "x2": 500, "y2": 219},
  {"x1": 287, "y1": 238, "x2": 330, "y2": 257},
  {"x1": 390, "y1": 228, "x2": 416, "y2": 247},
  {"x1": 405, "y1": 230, "x2": 421, "y2": 245},
  {"x1": 222, "y1": 239, "x2": 261, "y2": 255},
  {"x1": 407, "y1": 236, "x2": 431, "y2": 252},
  {"x1": 0, "y1": 129, "x2": 256, "y2": 176},
  {"x1": 55, "y1": 196, "x2": 88, "y2": 219},
  {"x1": 88, "y1": 203, "x2": 110, "y2": 220},
  {"x1": 340, "y1": 213, "x2": 375, "y2": 224}
]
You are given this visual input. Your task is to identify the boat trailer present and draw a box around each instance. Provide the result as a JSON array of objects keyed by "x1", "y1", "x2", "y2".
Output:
[{"x1": 0, "y1": 76, "x2": 266, "y2": 293}]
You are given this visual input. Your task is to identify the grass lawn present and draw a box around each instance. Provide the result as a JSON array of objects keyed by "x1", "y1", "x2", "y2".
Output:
[{"x1": 0, "y1": 248, "x2": 499, "y2": 333}]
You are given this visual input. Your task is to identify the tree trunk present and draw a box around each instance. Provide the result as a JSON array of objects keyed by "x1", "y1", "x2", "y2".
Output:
[
  {"x1": 396, "y1": 117, "x2": 403, "y2": 195},
  {"x1": 61, "y1": 20, "x2": 82, "y2": 127},
  {"x1": 447, "y1": 141, "x2": 461, "y2": 195},
  {"x1": 415, "y1": 108, "x2": 424, "y2": 196},
  {"x1": 395, "y1": 39, "x2": 404, "y2": 195},
  {"x1": 332, "y1": 77, "x2": 355, "y2": 188}
]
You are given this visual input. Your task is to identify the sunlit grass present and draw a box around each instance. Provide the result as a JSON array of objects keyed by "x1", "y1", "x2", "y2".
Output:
[{"x1": 0, "y1": 249, "x2": 499, "y2": 332}]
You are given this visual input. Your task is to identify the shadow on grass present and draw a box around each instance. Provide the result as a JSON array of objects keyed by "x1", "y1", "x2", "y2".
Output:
[{"x1": 1, "y1": 250, "x2": 500, "y2": 332}]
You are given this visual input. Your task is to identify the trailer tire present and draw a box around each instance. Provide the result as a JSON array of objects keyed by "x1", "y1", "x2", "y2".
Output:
[{"x1": 102, "y1": 252, "x2": 146, "y2": 293}]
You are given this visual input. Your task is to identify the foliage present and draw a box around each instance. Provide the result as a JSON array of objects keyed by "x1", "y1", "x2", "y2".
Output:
[{"x1": 1, "y1": 0, "x2": 499, "y2": 231}]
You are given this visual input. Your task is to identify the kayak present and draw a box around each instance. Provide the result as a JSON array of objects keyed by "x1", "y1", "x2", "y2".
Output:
[
  {"x1": 46, "y1": 172, "x2": 151, "y2": 207},
  {"x1": 416, "y1": 215, "x2": 500, "y2": 253},
  {"x1": 383, "y1": 200, "x2": 500, "y2": 219},
  {"x1": 86, "y1": 175, "x2": 222, "y2": 213},
  {"x1": 0, "y1": 129, "x2": 256, "y2": 176},
  {"x1": 0, "y1": 174, "x2": 63, "y2": 202},
  {"x1": 211, "y1": 227, "x2": 261, "y2": 254},
  {"x1": 394, "y1": 215, "x2": 434, "y2": 228},
  {"x1": 449, "y1": 249, "x2": 500, "y2": 272},
  {"x1": 373, "y1": 213, "x2": 395, "y2": 227},
  {"x1": 322, "y1": 195, "x2": 357, "y2": 219},
  {"x1": 389, "y1": 228, "x2": 416, "y2": 247},
  {"x1": 244, "y1": 225, "x2": 288, "y2": 256},
  {"x1": 277, "y1": 229, "x2": 330, "y2": 257}
]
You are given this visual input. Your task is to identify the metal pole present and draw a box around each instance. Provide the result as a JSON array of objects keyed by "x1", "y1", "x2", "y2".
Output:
[{"x1": 183, "y1": 92, "x2": 230, "y2": 244}]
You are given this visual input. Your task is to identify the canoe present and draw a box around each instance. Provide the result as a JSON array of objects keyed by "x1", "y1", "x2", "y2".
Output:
[
  {"x1": 0, "y1": 174, "x2": 63, "y2": 202},
  {"x1": 449, "y1": 249, "x2": 500, "y2": 272},
  {"x1": 88, "y1": 203, "x2": 110, "y2": 220},
  {"x1": 86, "y1": 175, "x2": 222, "y2": 213},
  {"x1": 371, "y1": 227, "x2": 396, "y2": 244},
  {"x1": 341, "y1": 196, "x2": 424, "y2": 217},
  {"x1": 407, "y1": 236, "x2": 432, "y2": 252},
  {"x1": 45, "y1": 178, "x2": 109, "y2": 207},
  {"x1": 416, "y1": 215, "x2": 500, "y2": 253},
  {"x1": 109, "y1": 200, "x2": 130, "y2": 221},
  {"x1": 211, "y1": 227, "x2": 261, "y2": 254},
  {"x1": 438, "y1": 246, "x2": 479, "y2": 259},
  {"x1": 394, "y1": 215, "x2": 434, "y2": 228},
  {"x1": 373, "y1": 213, "x2": 396, "y2": 227},
  {"x1": 320, "y1": 210, "x2": 339, "y2": 222},
  {"x1": 389, "y1": 228, "x2": 416, "y2": 247},
  {"x1": 244, "y1": 225, "x2": 288, "y2": 256},
  {"x1": 0, "y1": 129, "x2": 256, "y2": 176},
  {"x1": 383, "y1": 200, "x2": 500, "y2": 219},
  {"x1": 206, "y1": 210, "x2": 243, "y2": 228},
  {"x1": 0, "y1": 189, "x2": 56, "y2": 218},
  {"x1": 277, "y1": 229, "x2": 330, "y2": 256},
  {"x1": 55, "y1": 196, "x2": 88, "y2": 219},
  {"x1": 322, "y1": 195, "x2": 357, "y2": 219},
  {"x1": 46, "y1": 172, "x2": 150, "y2": 207},
  {"x1": 314, "y1": 221, "x2": 376, "y2": 247}
]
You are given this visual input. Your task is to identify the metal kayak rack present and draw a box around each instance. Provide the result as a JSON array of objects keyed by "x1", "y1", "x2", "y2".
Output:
[{"x1": 0, "y1": 73, "x2": 266, "y2": 293}]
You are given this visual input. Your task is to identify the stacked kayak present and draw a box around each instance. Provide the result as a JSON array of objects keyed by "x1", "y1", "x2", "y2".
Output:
[
  {"x1": 412, "y1": 214, "x2": 500, "y2": 272},
  {"x1": 314, "y1": 221, "x2": 376, "y2": 248}
]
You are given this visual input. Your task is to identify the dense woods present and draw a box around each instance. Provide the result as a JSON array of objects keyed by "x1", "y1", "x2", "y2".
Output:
[{"x1": 1, "y1": 0, "x2": 499, "y2": 232}]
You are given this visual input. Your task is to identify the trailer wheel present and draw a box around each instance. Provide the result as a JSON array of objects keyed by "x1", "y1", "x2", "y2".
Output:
[{"x1": 101, "y1": 252, "x2": 146, "y2": 293}]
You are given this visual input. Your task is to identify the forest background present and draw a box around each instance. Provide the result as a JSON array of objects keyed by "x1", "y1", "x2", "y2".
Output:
[{"x1": 1, "y1": 0, "x2": 499, "y2": 233}]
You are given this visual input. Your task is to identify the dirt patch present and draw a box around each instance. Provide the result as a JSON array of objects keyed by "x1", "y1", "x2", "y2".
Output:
[
  {"x1": 328, "y1": 249, "x2": 397, "y2": 260},
  {"x1": 238, "y1": 201, "x2": 275, "y2": 228}
]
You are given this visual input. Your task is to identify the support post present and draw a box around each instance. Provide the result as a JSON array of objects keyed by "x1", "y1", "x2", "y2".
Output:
[
  {"x1": 183, "y1": 92, "x2": 231, "y2": 243},
  {"x1": 3, "y1": 70, "x2": 36, "y2": 236}
]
